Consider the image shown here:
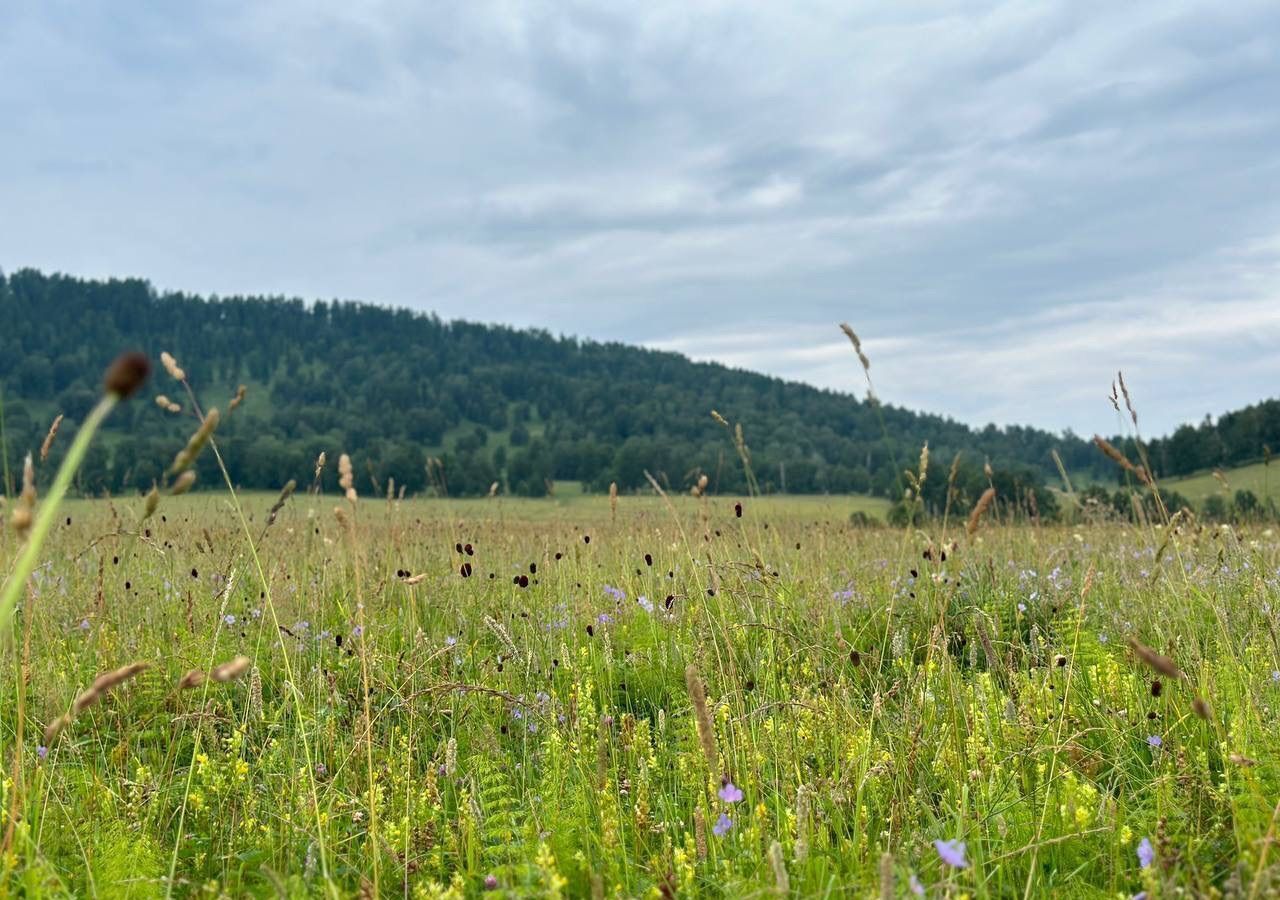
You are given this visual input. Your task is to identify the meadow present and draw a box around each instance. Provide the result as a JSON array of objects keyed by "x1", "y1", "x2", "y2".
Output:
[
  {"x1": 1, "y1": 482, "x2": 1278, "y2": 898},
  {"x1": 1, "y1": 356, "x2": 1278, "y2": 899}
]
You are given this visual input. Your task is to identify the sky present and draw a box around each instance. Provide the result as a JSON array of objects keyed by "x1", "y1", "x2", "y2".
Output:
[{"x1": 3, "y1": 1, "x2": 1279, "y2": 437}]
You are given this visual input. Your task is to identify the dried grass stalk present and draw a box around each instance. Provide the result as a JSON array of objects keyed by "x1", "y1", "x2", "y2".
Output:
[
  {"x1": 170, "y1": 470, "x2": 197, "y2": 495},
  {"x1": 40, "y1": 414, "x2": 63, "y2": 462},
  {"x1": 46, "y1": 661, "x2": 151, "y2": 743},
  {"x1": 839, "y1": 323, "x2": 871, "y2": 372},
  {"x1": 967, "y1": 487, "x2": 996, "y2": 536},
  {"x1": 1128, "y1": 638, "x2": 1183, "y2": 680},
  {"x1": 170, "y1": 409, "x2": 220, "y2": 475},
  {"x1": 684, "y1": 664, "x2": 718, "y2": 773},
  {"x1": 11, "y1": 454, "x2": 36, "y2": 535},
  {"x1": 210, "y1": 656, "x2": 251, "y2": 682},
  {"x1": 339, "y1": 453, "x2": 357, "y2": 503}
]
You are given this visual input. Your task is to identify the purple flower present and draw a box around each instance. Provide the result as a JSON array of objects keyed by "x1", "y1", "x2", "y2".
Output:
[
  {"x1": 1133, "y1": 893, "x2": 1148, "y2": 900},
  {"x1": 718, "y1": 781, "x2": 743, "y2": 803},
  {"x1": 637, "y1": 595, "x2": 654, "y2": 613},
  {"x1": 352, "y1": 625, "x2": 364, "y2": 638},
  {"x1": 36, "y1": 745, "x2": 48, "y2": 760},
  {"x1": 1146, "y1": 735, "x2": 1162, "y2": 748},
  {"x1": 934, "y1": 838, "x2": 967, "y2": 869},
  {"x1": 445, "y1": 635, "x2": 458, "y2": 647},
  {"x1": 1137, "y1": 837, "x2": 1154, "y2": 869},
  {"x1": 484, "y1": 874, "x2": 499, "y2": 890},
  {"x1": 223, "y1": 614, "x2": 236, "y2": 626},
  {"x1": 712, "y1": 813, "x2": 733, "y2": 837},
  {"x1": 909, "y1": 873, "x2": 925, "y2": 896},
  {"x1": 1271, "y1": 670, "x2": 1279, "y2": 684}
]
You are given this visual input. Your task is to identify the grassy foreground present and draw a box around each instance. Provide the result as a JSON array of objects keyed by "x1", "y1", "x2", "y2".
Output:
[{"x1": 1, "y1": 491, "x2": 1279, "y2": 898}]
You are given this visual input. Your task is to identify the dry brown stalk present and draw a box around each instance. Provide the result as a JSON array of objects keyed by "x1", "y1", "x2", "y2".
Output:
[
  {"x1": 339, "y1": 453, "x2": 357, "y2": 503},
  {"x1": 684, "y1": 664, "x2": 718, "y2": 774},
  {"x1": 40, "y1": 414, "x2": 63, "y2": 462},
  {"x1": 171, "y1": 471, "x2": 197, "y2": 495},
  {"x1": 1128, "y1": 638, "x2": 1184, "y2": 680},
  {"x1": 170, "y1": 409, "x2": 220, "y2": 475},
  {"x1": 11, "y1": 454, "x2": 36, "y2": 535},
  {"x1": 967, "y1": 487, "x2": 996, "y2": 536},
  {"x1": 46, "y1": 661, "x2": 150, "y2": 743}
]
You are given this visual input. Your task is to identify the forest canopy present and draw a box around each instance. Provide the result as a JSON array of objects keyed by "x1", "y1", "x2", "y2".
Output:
[{"x1": 1, "y1": 269, "x2": 1275, "y2": 507}]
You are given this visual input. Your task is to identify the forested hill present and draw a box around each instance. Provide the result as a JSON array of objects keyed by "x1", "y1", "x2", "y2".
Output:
[{"x1": 0, "y1": 268, "x2": 1270, "y2": 505}]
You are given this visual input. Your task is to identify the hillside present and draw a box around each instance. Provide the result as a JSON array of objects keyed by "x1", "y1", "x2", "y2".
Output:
[
  {"x1": 0, "y1": 268, "x2": 1269, "y2": 509},
  {"x1": 1162, "y1": 460, "x2": 1276, "y2": 507}
]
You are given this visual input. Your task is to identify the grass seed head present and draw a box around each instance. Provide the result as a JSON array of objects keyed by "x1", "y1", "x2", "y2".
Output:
[
  {"x1": 1128, "y1": 638, "x2": 1183, "y2": 680},
  {"x1": 684, "y1": 664, "x2": 718, "y2": 774},
  {"x1": 71, "y1": 661, "x2": 150, "y2": 716},
  {"x1": 160, "y1": 351, "x2": 186, "y2": 382},
  {"x1": 11, "y1": 453, "x2": 37, "y2": 535},
  {"x1": 40, "y1": 414, "x2": 64, "y2": 462},
  {"x1": 967, "y1": 487, "x2": 996, "y2": 536},
  {"x1": 210, "y1": 656, "x2": 252, "y2": 682},
  {"x1": 171, "y1": 470, "x2": 197, "y2": 495},
  {"x1": 170, "y1": 409, "x2": 220, "y2": 475}
]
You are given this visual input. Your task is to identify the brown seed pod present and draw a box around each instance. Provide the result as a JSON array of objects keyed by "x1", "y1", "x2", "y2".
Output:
[{"x1": 103, "y1": 352, "x2": 151, "y2": 398}]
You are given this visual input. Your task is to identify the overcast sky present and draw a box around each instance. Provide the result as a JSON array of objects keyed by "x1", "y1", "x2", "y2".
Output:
[{"x1": 3, "y1": 1, "x2": 1279, "y2": 436}]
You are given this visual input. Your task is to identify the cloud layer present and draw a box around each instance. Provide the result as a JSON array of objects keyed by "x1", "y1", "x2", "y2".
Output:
[{"x1": 3, "y1": 1, "x2": 1279, "y2": 434}]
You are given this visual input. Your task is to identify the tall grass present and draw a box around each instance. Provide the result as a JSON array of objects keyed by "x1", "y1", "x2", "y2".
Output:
[{"x1": 0, "y1": 353, "x2": 1278, "y2": 897}]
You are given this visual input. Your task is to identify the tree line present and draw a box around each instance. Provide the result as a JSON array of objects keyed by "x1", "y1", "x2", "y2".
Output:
[{"x1": 0, "y1": 269, "x2": 1274, "y2": 518}]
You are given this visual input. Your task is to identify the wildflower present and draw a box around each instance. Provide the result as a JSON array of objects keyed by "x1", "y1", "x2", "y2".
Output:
[
  {"x1": 37, "y1": 745, "x2": 48, "y2": 760},
  {"x1": 484, "y1": 874, "x2": 499, "y2": 890},
  {"x1": 352, "y1": 625, "x2": 364, "y2": 638},
  {"x1": 934, "y1": 838, "x2": 967, "y2": 869},
  {"x1": 718, "y1": 781, "x2": 743, "y2": 803},
  {"x1": 1146, "y1": 735, "x2": 1162, "y2": 748},
  {"x1": 712, "y1": 813, "x2": 733, "y2": 837},
  {"x1": 223, "y1": 614, "x2": 236, "y2": 626},
  {"x1": 909, "y1": 873, "x2": 925, "y2": 896},
  {"x1": 1271, "y1": 670, "x2": 1279, "y2": 684},
  {"x1": 1137, "y1": 837, "x2": 1154, "y2": 869},
  {"x1": 445, "y1": 635, "x2": 458, "y2": 647},
  {"x1": 637, "y1": 595, "x2": 654, "y2": 613}
]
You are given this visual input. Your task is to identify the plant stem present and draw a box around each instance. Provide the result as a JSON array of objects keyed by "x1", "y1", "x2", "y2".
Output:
[{"x1": 0, "y1": 394, "x2": 117, "y2": 637}]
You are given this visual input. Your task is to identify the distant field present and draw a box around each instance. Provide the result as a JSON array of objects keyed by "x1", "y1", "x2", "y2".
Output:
[
  {"x1": 1162, "y1": 460, "x2": 1276, "y2": 503},
  {"x1": 116, "y1": 486, "x2": 894, "y2": 526}
]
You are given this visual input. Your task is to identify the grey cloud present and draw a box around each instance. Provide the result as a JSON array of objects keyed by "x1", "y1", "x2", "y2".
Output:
[{"x1": 2, "y1": 0, "x2": 1278, "y2": 434}]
